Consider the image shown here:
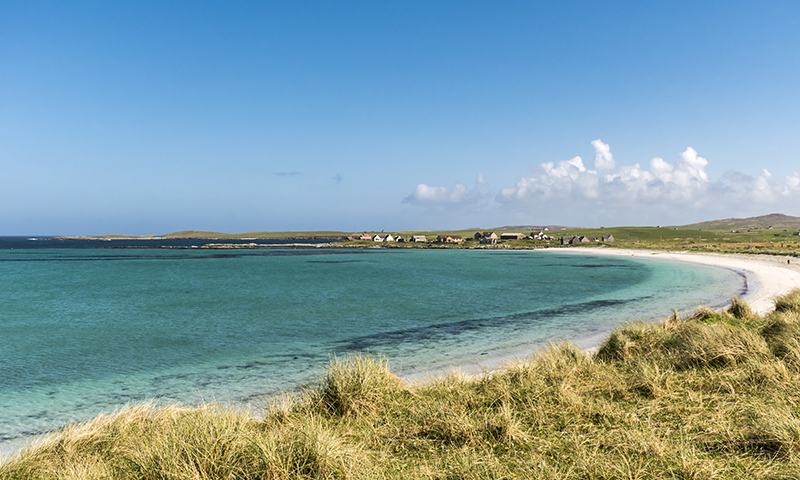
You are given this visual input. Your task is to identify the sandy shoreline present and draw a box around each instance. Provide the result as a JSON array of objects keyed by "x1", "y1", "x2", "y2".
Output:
[
  {"x1": 406, "y1": 248, "x2": 800, "y2": 382},
  {"x1": 552, "y1": 248, "x2": 800, "y2": 316}
]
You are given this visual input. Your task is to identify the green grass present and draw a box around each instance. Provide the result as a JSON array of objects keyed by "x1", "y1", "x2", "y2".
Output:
[
  {"x1": 161, "y1": 230, "x2": 354, "y2": 239},
  {"x1": 5, "y1": 290, "x2": 800, "y2": 479},
  {"x1": 81, "y1": 224, "x2": 800, "y2": 257},
  {"x1": 330, "y1": 225, "x2": 800, "y2": 255}
]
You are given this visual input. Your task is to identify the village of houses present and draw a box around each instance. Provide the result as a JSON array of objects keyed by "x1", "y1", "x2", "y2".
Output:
[{"x1": 352, "y1": 230, "x2": 615, "y2": 246}]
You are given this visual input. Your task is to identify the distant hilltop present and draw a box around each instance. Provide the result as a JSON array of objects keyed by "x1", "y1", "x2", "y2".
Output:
[{"x1": 679, "y1": 213, "x2": 800, "y2": 230}]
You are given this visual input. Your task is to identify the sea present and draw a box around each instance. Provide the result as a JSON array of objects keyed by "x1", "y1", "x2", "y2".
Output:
[{"x1": 0, "y1": 236, "x2": 749, "y2": 458}]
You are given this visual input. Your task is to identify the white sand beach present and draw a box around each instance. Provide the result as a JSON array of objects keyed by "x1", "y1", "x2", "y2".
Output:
[
  {"x1": 406, "y1": 248, "x2": 800, "y2": 382},
  {"x1": 554, "y1": 248, "x2": 800, "y2": 315}
]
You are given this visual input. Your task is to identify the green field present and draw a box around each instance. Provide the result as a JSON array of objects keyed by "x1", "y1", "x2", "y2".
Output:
[
  {"x1": 85, "y1": 214, "x2": 800, "y2": 257},
  {"x1": 334, "y1": 225, "x2": 800, "y2": 256}
]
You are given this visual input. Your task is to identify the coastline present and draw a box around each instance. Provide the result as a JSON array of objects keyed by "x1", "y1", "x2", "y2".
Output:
[
  {"x1": 3, "y1": 245, "x2": 800, "y2": 463},
  {"x1": 551, "y1": 247, "x2": 800, "y2": 316},
  {"x1": 405, "y1": 247, "x2": 800, "y2": 383}
]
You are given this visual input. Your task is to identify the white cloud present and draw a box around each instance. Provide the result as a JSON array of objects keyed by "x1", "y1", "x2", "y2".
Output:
[
  {"x1": 403, "y1": 173, "x2": 490, "y2": 207},
  {"x1": 748, "y1": 169, "x2": 800, "y2": 204},
  {"x1": 497, "y1": 141, "x2": 800, "y2": 224},
  {"x1": 404, "y1": 140, "x2": 800, "y2": 226},
  {"x1": 591, "y1": 139, "x2": 615, "y2": 170}
]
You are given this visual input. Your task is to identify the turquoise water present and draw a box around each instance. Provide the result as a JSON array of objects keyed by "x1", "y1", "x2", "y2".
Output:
[{"x1": 0, "y1": 241, "x2": 746, "y2": 456}]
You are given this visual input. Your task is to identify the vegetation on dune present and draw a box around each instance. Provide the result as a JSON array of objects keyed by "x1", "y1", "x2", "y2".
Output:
[{"x1": 5, "y1": 290, "x2": 800, "y2": 479}]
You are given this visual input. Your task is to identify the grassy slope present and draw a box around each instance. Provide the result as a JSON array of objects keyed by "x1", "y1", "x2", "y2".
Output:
[
  {"x1": 681, "y1": 213, "x2": 800, "y2": 231},
  {"x1": 5, "y1": 290, "x2": 800, "y2": 479},
  {"x1": 337, "y1": 226, "x2": 800, "y2": 257}
]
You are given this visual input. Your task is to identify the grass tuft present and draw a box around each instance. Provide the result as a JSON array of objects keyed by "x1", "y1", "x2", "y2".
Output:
[
  {"x1": 306, "y1": 352, "x2": 404, "y2": 418},
  {"x1": 760, "y1": 311, "x2": 800, "y2": 368},
  {"x1": 728, "y1": 297, "x2": 754, "y2": 320},
  {"x1": 774, "y1": 290, "x2": 800, "y2": 313}
]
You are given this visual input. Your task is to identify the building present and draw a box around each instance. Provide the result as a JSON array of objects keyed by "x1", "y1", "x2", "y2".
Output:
[
  {"x1": 436, "y1": 235, "x2": 464, "y2": 243},
  {"x1": 474, "y1": 232, "x2": 497, "y2": 244},
  {"x1": 500, "y1": 233, "x2": 525, "y2": 240}
]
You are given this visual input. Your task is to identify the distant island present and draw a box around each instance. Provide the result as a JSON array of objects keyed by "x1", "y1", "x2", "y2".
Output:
[{"x1": 54, "y1": 213, "x2": 800, "y2": 257}]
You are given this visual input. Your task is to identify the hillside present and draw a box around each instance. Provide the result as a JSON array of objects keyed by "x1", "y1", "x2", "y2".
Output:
[{"x1": 681, "y1": 213, "x2": 800, "y2": 230}]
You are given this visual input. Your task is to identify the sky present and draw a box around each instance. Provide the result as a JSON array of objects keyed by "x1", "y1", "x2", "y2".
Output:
[{"x1": 2, "y1": 1, "x2": 799, "y2": 235}]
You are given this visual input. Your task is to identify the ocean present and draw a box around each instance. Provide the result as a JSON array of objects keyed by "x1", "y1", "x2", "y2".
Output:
[{"x1": 0, "y1": 237, "x2": 747, "y2": 457}]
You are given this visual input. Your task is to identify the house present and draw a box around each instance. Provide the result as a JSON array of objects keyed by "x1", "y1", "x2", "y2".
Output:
[
  {"x1": 562, "y1": 235, "x2": 591, "y2": 244},
  {"x1": 359, "y1": 233, "x2": 373, "y2": 240},
  {"x1": 601, "y1": 234, "x2": 615, "y2": 242},
  {"x1": 411, "y1": 235, "x2": 427, "y2": 242},
  {"x1": 436, "y1": 235, "x2": 464, "y2": 243},
  {"x1": 373, "y1": 234, "x2": 395, "y2": 242},
  {"x1": 531, "y1": 231, "x2": 554, "y2": 241},
  {"x1": 500, "y1": 233, "x2": 525, "y2": 240},
  {"x1": 474, "y1": 232, "x2": 497, "y2": 244}
]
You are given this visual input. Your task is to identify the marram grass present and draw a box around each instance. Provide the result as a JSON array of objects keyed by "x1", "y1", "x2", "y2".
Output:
[{"x1": 5, "y1": 291, "x2": 800, "y2": 479}]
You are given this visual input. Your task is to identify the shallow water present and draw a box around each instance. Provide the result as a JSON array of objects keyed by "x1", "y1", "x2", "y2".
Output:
[{"x1": 0, "y1": 239, "x2": 746, "y2": 457}]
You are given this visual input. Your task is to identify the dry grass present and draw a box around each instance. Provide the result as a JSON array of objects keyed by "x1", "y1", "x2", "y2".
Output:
[{"x1": 4, "y1": 290, "x2": 800, "y2": 479}]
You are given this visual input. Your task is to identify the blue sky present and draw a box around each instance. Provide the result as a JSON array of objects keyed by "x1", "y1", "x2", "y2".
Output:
[{"x1": 2, "y1": 1, "x2": 799, "y2": 234}]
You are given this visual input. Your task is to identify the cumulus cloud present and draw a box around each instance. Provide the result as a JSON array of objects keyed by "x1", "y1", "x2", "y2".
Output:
[
  {"x1": 496, "y1": 140, "x2": 800, "y2": 223},
  {"x1": 591, "y1": 139, "x2": 615, "y2": 170},
  {"x1": 500, "y1": 144, "x2": 715, "y2": 208},
  {"x1": 749, "y1": 169, "x2": 800, "y2": 204},
  {"x1": 404, "y1": 173, "x2": 490, "y2": 207},
  {"x1": 403, "y1": 140, "x2": 800, "y2": 225}
]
